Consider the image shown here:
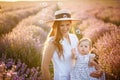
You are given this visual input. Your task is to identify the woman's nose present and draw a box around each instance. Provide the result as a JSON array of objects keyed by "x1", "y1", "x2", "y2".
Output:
[{"x1": 65, "y1": 25, "x2": 69, "y2": 29}]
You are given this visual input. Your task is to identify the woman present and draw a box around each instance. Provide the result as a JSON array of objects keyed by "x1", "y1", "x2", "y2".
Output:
[{"x1": 41, "y1": 9, "x2": 102, "y2": 80}]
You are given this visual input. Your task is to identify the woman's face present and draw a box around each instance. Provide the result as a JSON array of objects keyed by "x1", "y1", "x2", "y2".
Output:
[
  {"x1": 59, "y1": 20, "x2": 71, "y2": 36},
  {"x1": 78, "y1": 40, "x2": 91, "y2": 55}
]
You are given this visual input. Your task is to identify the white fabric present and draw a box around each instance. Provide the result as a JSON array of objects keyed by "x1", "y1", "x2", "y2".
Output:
[
  {"x1": 70, "y1": 53, "x2": 98, "y2": 80},
  {"x1": 51, "y1": 33, "x2": 78, "y2": 80},
  {"x1": 70, "y1": 52, "x2": 105, "y2": 80}
]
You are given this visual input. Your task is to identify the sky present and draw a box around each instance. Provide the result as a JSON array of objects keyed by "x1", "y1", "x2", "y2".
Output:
[
  {"x1": 0, "y1": 0, "x2": 68, "y2": 1},
  {"x1": 0, "y1": 0, "x2": 44, "y2": 1}
]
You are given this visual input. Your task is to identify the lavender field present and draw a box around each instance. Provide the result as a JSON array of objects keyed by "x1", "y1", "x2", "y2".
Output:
[{"x1": 0, "y1": 0, "x2": 120, "y2": 80}]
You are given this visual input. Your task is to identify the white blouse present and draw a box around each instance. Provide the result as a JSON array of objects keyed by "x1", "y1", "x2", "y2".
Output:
[{"x1": 49, "y1": 33, "x2": 78, "y2": 80}]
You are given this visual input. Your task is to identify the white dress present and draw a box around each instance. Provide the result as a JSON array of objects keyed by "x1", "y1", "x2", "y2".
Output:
[
  {"x1": 70, "y1": 53, "x2": 100, "y2": 80},
  {"x1": 51, "y1": 33, "x2": 78, "y2": 80}
]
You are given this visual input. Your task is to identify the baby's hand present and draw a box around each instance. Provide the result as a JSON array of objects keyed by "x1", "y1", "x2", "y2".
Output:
[{"x1": 88, "y1": 60, "x2": 96, "y2": 67}]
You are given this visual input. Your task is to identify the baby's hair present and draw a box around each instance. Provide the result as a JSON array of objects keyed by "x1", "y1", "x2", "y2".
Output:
[{"x1": 78, "y1": 37, "x2": 92, "y2": 48}]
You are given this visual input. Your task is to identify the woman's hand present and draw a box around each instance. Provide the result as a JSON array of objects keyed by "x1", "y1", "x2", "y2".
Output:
[
  {"x1": 89, "y1": 59, "x2": 103, "y2": 78},
  {"x1": 71, "y1": 48, "x2": 76, "y2": 59},
  {"x1": 88, "y1": 60, "x2": 96, "y2": 67},
  {"x1": 90, "y1": 70, "x2": 103, "y2": 78}
]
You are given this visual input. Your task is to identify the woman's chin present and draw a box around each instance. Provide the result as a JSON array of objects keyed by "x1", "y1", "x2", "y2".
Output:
[{"x1": 62, "y1": 32, "x2": 69, "y2": 35}]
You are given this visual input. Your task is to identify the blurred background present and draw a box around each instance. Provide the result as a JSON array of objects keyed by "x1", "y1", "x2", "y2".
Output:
[{"x1": 0, "y1": 0, "x2": 120, "y2": 80}]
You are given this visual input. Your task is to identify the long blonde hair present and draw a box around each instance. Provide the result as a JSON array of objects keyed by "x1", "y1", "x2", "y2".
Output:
[{"x1": 47, "y1": 20, "x2": 71, "y2": 58}]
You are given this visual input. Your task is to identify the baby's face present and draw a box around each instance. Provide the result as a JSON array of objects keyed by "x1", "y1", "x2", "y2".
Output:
[{"x1": 78, "y1": 40, "x2": 91, "y2": 55}]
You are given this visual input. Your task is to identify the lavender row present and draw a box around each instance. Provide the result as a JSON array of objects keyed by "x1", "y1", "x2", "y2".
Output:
[{"x1": 0, "y1": 57, "x2": 42, "y2": 80}]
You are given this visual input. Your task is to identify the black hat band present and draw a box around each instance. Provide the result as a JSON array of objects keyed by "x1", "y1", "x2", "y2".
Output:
[{"x1": 55, "y1": 13, "x2": 71, "y2": 19}]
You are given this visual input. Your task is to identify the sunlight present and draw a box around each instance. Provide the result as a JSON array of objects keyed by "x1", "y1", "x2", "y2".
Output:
[
  {"x1": 0, "y1": 0, "x2": 18, "y2": 2},
  {"x1": 0, "y1": 0, "x2": 66, "y2": 2}
]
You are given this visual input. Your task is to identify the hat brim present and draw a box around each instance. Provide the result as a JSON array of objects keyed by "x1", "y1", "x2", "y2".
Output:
[{"x1": 46, "y1": 18, "x2": 81, "y2": 27}]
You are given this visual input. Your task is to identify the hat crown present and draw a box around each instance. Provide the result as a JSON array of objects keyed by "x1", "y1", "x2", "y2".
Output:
[
  {"x1": 55, "y1": 9, "x2": 71, "y2": 15},
  {"x1": 46, "y1": 9, "x2": 80, "y2": 26},
  {"x1": 54, "y1": 9, "x2": 71, "y2": 20}
]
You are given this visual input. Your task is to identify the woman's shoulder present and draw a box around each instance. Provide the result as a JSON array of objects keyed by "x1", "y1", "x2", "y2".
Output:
[
  {"x1": 45, "y1": 36, "x2": 55, "y2": 46},
  {"x1": 69, "y1": 33, "x2": 78, "y2": 39},
  {"x1": 69, "y1": 33, "x2": 78, "y2": 42},
  {"x1": 47, "y1": 36, "x2": 54, "y2": 42},
  {"x1": 44, "y1": 36, "x2": 55, "y2": 49},
  {"x1": 69, "y1": 33, "x2": 77, "y2": 37}
]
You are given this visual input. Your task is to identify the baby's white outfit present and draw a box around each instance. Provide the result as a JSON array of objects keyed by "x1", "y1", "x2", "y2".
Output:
[{"x1": 70, "y1": 52, "x2": 99, "y2": 80}]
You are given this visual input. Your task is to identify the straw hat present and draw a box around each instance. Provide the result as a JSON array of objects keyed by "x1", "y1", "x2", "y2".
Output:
[
  {"x1": 46, "y1": 9, "x2": 80, "y2": 26},
  {"x1": 53, "y1": 9, "x2": 79, "y2": 21}
]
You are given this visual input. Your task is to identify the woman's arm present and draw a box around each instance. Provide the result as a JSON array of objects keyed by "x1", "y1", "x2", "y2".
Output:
[
  {"x1": 41, "y1": 41, "x2": 55, "y2": 80},
  {"x1": 89, "y1": 55, "x2": 103, "y2": 78},
  {"x1": 89, "y1": 61, "x2": 103, "y2": 78},
  {"x1": 92, "y1": 61, "x2": 102, "y2": 71}
]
